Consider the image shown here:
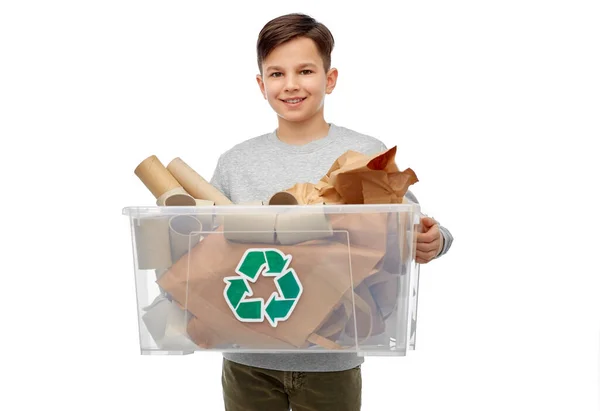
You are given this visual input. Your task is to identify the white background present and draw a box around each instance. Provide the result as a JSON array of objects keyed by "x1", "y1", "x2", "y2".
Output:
[{"x1": 1, "y1": 1, "x2": 599, "y2": 410}]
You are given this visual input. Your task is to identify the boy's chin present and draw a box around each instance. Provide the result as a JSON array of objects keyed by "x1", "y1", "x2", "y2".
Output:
[{"x1": 276, "y1": 111, "x2": 320, "y2": 124}]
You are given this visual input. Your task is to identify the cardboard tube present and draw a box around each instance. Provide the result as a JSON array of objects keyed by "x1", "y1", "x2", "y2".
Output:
[
  {"x1": 268, "y1": 192, "x2": 299, "y2": 205},
  {"x1": 135, "y1": 155, "x2": 183, "y2": 199},
  {"x1": 169, "y1": 215, "x2": 203, "y2": 262},
  {"x1": 275, "y1": 212, "x2": 333, "y2": 245},
  {"x1": 223, "y1": 211, "x2": 277, "y2": 244},
  {"x1": 134, "y1": 217, "x2": 172, "y2": 270},
  {"x1": 156, "y1": 186, "x2": 196, "y2": 206},
  {"x1": 167, "y1": 157, "x2": 233, "y2": 205},
  {"x1": 194, "y1": 199, "x2": 215, "y2": 232}
]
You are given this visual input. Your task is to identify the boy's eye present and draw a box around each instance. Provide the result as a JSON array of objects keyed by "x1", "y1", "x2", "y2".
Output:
[
  {"x1": 270, "y1": 72, "x2": 283, "y2": 78},
  {"x1": 300, "y1": 70, "x2": 313, "y2": 75}
]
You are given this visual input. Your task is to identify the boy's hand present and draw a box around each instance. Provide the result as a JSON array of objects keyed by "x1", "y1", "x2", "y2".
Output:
[{"x1": 416, "y1": 216, "x2": 443, "y2": 264}]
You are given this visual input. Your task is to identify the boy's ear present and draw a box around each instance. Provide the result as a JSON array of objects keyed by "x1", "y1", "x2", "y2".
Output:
[
  {"x1": 256, "y1": 74, "x2": 267, "y2": 99},
  {"x1": 325, "y1": 68, "x2": 338, "y2": 94}
]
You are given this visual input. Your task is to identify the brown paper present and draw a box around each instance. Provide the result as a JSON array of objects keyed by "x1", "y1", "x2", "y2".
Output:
[
  {"x1": 167, "y1": 157, "x2": 233, "y2": 205},
  {"x1": 284, "y1": 146, "x2": 418, "y2": 205},
  {"x1": 280, "y1": 147, "x2": 418, "y2": 343}
]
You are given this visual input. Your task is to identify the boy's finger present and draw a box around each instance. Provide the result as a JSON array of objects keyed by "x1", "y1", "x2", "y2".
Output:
[
  {"x1": 416, "y1": 249, "x2": 437, "y2": 262},
  {"x1": 420, "y1": 216, "x2": 437, "y2": 228},
  {"x1": 417, "y1": 227, "x2": 440, "y2": 243},
  {"x1": 416, "y1": 240, "x2": 438, "y2": 253}
]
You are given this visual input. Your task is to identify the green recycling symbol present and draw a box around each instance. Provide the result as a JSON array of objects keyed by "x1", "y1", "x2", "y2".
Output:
[{"x1": 223, "y1": 248, "x2": 303, "y2": 327}]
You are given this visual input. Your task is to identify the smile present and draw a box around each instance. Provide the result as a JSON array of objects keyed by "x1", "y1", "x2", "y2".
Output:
[{"x1": 281, "y1": 97, "x2": 306, "y2": 104}]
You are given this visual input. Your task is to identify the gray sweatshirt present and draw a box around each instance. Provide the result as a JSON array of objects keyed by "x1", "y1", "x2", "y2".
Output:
[{"x1": 210, "y1": 123, "x2": 453, "y2": 371}]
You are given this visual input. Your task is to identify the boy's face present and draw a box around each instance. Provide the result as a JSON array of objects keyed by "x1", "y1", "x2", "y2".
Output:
[{"x1": 256, "y1": 37, "x2": 338, "y2": 125}]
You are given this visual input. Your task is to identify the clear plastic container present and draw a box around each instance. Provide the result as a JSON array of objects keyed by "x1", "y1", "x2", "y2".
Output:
[{"x1": 122, "y1": 204, "x2": 421, "y2": 356}]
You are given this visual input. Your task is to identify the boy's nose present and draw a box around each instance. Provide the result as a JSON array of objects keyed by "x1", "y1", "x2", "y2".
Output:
[{"x1": 284, "y1": 75, "x2": 300, "y2": 91}]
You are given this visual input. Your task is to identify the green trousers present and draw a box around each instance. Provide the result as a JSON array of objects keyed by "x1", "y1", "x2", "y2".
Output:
[{"x1": 222, "y1": 358, "x2": 362, "y2": 411}]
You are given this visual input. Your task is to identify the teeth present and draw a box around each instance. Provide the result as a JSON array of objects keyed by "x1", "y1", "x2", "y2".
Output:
[{"x1": 285, "y1": 98, "x2": 303, "y2": 103}]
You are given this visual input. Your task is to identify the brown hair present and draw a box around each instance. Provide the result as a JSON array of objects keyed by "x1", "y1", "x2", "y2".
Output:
[{"x1": 256, "y1": 13, "x2": 335, "y2": 75}]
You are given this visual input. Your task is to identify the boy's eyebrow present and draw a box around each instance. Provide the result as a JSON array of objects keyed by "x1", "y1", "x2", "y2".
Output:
[{"x1": 265, "y1": 62, "x2": 318, "y2": 72}]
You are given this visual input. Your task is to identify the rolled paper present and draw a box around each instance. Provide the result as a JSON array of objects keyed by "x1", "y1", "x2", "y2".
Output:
[
  {"x1": 195, "y1": 198, "x2": 215, "y2": 232},
  {"x1": 169, "y1": 215, "x2": 203, "y2": 262},
  {"x1": 275, "y1": 211, "x2": 333, "y2": 245},
  {"x1": 167, "y1": 157, "x2": 233, "y2": 205},
  {"x1": 268, "y1": 192, "x2": 299, "y2": 205},
  {"x1": 156, "y1": 186, "x2": 196, "y2": 206},
  {"x1": 223, "y1": 211, "x2": 277, "y2": 244},
  {"x1": 135, "y1": 155, "x2": 187, "y2": 199},
  {"x1": 133, "y1": 216, "x2": 172, "y2": 270},
  {"x1": 195, "y1": 199, "x2": 215, "y2": 206}
]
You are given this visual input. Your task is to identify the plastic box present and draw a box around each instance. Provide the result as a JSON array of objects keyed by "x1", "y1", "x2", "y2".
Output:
[{"x1": 122, "y1": 204, "x2": 421, "y2": 356}]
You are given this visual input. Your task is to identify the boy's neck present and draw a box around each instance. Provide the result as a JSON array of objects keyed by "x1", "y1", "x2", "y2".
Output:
[{"x1": 275, "y1": 118, "x2": 331, "y2": 145}]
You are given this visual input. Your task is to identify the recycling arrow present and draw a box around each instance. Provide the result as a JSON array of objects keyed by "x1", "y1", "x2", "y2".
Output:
[{"x1": 223, "y1": 248, "x2": 303, "y2": 327}]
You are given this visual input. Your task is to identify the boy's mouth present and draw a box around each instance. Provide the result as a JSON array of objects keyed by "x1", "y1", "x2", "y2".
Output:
[{"x1": 280, "y1": 97, "x2": 306, "y2": 105}]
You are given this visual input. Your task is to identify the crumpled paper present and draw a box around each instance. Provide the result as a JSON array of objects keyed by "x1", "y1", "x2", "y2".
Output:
[{"x1": 283, "y1": 146, "x2": 418, "y2": 204}]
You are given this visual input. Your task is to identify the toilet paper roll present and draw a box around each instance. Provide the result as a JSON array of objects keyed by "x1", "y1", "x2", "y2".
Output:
[
  {"x1": 275, "y1": 211, "x2": 333, "y2": 245},
  {"x1": 195, "y1": 199, "x2": 215, "y2": 206},
  {"x1": 223, "y1": 209, "x2": 277, "y2": 244},
  {"x1": 169, "y1": 215, "x2": 203, "y2": 262},
  {"x1": 167, "y1": 157, "x2": 233, "y2": 205},
  {"x1": 194, "y1": 199, "x2": 215, "y2": 232},
  {"x1": 268, "y1": 192, "x2": 299, "y2": 205},
  {"x1": 156, "y1": 186, "x2": 196, "y2": 206},
  {"x1": 134, "y1": 217, "x2": 172, "y2": 270},
  {"x1": 135, "y1": 155, "x2": 190, "y2": 200}
]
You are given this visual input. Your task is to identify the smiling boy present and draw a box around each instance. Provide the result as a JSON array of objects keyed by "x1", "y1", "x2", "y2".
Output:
[{"x1": 210, "y1": 13, "x2": 453, "y2": 411}]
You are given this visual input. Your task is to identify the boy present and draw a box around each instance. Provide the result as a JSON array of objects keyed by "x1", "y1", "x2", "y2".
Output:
[{"x1": 210, "y1": 13, "x2": 453, "y2": 411}]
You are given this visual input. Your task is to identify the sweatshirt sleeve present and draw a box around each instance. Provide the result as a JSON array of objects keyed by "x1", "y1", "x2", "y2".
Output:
[{"x1": 209, "y1": 154, "x2": 230, "y2": 200}]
